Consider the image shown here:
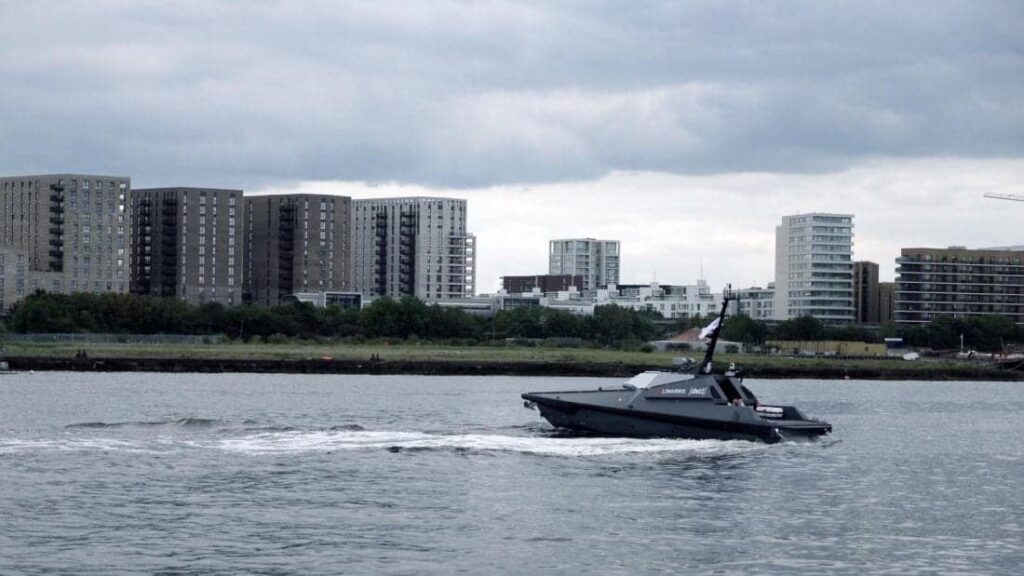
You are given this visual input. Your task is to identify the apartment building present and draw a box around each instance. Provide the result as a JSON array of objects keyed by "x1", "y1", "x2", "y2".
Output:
[
  {"x1": 130, "y1": 187, "x2": 243, "y2": 306},
  {"x1": 610, "y1": 280, "x2": 720, "y2": 319},
  {"x1": 734, "y1": 284, "x2": 775, "y2": 320},
  {"x1": 878, "y1": 282, "x2": 896, "y2": 324},
  {"x1": 1, "y1": 174, "x2": 130, "y2": 306},
  {"x1": 853, "y1": 261, "x2": 880, "y2": 324},
  {"x1": 894, "y1": 246, "x2": 1024, "y2": 325},
  {"x1": 548, "y1": 238, "x2": 620, "y2": 291},
  {"x1": 773, "y1": 213, "x2": 855, "y2": 323},
  {"x1": 0, "y1": 247, "x2": 29, "y2": 310},
  {"x1": 245, "y1": 194, "x2": 352, "y2": 305},
  {"x1": 351, "y1": 197, "x2": 475, "y2": 299}
]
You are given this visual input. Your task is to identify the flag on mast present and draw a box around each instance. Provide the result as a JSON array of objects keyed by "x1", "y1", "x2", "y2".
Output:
[{"x1": 699, "y1": 317, "x2": 720, "y2": 340}]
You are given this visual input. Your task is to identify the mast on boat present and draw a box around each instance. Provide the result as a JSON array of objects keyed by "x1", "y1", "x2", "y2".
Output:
[{"x1": 697, "y1": 287, "x2": 733, "y2": 374}]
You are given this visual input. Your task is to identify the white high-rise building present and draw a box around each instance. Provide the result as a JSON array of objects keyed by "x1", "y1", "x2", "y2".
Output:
[
  {"x1": 773, "y1": 213, "x2": 855, "y2": 323},
  {"x1": 351, "y1": 197, "x2": 475, "y2": 299},
  {"x1": 548, "y1": 238, "x2": 620, "y2": 291}
]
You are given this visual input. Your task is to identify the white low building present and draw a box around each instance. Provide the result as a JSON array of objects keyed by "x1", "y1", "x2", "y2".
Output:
[
  {"x1": 733, "y1": 284, "x2": 775, "y2": 320},
  {"x1": 356, "y1": 280, "x2": 727, "y2": 319},
  {"x1": 596, "y1": 281, "x2": 723, "y2": 319}
]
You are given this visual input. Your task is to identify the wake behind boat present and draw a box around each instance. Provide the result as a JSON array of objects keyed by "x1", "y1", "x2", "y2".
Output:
[{"x1": 522, "y1": 294, "x2": 832, "y2": 443}]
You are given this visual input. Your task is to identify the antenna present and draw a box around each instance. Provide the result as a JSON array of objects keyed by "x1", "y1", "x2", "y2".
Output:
[{"x1": 984, "y1": 192, "x2": 1024, "y2": 203}]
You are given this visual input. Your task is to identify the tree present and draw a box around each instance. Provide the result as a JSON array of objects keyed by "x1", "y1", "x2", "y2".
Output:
[
  {"x1": 585, "y1": 305, "x2": 658, "y2": 344},
  {"x1": 772, "y1": 315, "x2": 824, "y2": 341},
  {"x1": 493, "y1": 307, "x2": 546, "y2": 338},
  {"x1": 721, "y1": 314, "x2": 768, "y2": 344}
]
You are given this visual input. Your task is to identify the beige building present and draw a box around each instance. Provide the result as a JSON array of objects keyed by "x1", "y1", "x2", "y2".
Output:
[
  {"x1": 351, "y1": 197, "x2": 475, "y2": 299},
  {"x1": 768, "y1": 340, "x2": 887, "y2": 357},
  {"x1": 895, "y1": 246, "x2": 1024, "y2": 325},
  {"x1": 244, "y1": 194, "x2": 352, "y2": 306},
  {"x1": 1, "y1": 174, "x2": 130, "y2": 307},
  {"x1": 130, "y1": 187, "x2": 243, "y2": 306}
]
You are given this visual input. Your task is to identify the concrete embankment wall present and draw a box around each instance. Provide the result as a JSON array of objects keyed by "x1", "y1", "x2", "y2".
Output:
[{"x1": 6, "y1": 356, "x2": 1022, "y2": 381}]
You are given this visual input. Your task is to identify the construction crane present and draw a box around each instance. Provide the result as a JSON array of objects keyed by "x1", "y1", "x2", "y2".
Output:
[{"x1": 984, "y1": 192, "x2": 1024, "y2": 202}]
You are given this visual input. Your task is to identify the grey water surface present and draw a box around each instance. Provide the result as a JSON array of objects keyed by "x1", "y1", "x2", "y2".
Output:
[{"x1": 1, "y1": 373, "x2": 1022, "y2": 575}]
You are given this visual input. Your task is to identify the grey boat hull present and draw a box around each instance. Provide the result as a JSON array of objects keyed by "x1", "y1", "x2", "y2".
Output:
[{"x1": 522, "y1": 374, "x2": 832, "y2": 443}]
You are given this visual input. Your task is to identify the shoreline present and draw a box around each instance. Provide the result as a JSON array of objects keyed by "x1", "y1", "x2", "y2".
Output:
[{"x1": 7, "y1": 356, "x2": 1022, "y2": 381}]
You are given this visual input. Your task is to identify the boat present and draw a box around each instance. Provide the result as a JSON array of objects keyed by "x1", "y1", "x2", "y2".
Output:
[{"x1": 521, "y1": 294, "x2": 832, "y2": 443}]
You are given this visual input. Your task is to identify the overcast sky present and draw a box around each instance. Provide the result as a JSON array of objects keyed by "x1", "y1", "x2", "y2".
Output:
[{"x1": 2, "y1": 1, "x2": 1021, "y2": 291}]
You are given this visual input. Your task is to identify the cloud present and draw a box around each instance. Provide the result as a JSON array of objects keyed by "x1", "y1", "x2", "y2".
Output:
[
  {"x1": 0, "y1": 1, "x2": 1020, "y2": 188},
  {"x1": 255, "y1": 157, "x2": 1024, "y2": 293}
]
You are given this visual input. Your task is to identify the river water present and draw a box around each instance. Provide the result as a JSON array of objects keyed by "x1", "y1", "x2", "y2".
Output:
[{"x1": 1, "y1": 373, "x2": 1022, "y2": 575}]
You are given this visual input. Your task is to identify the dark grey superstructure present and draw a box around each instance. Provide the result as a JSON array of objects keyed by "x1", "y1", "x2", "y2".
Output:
[{"x1": 522, "y1": 294, "x2": 832, "y2": 443}]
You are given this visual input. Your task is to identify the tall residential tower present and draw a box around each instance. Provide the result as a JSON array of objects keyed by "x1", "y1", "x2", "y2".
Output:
[
  {"x1": 130, "y1": 187, "x2": 243, "y2": 306},
  {"x1": 244, "y1": 194, "x2": 352, "y2": 305},
  {"x1": 773, "y1": 213, "x2": 855, "y2": 323},
  {"x1": 351, "y1": 197, "x2": 475, "y2": 299},
  {"x1": 1, "y1": 174, "x2": 130, "y2": 307}
]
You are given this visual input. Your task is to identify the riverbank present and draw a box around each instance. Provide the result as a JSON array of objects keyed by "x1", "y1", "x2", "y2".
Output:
[
  {"x1": 5, "y1": 355, "x2": 1020, "y2": 380},
  {"x1": 3, "y1": 341, "x2": 1020, "y2": 380}
]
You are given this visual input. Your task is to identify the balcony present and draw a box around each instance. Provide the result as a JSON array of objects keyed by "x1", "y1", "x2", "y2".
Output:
[{"x1": 49, "y1": 248, "x2": 63, "y2": 259}]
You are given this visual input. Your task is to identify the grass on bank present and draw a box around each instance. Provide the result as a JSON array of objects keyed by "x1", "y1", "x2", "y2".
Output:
[{"x1": 0, "y1": 339, "x2": 1006, "y2": 374}]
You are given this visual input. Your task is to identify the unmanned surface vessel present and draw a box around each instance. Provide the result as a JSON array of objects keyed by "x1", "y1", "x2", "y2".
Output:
[{"x1": 522, "y1": 296, "x2": 832, "y2": 443}]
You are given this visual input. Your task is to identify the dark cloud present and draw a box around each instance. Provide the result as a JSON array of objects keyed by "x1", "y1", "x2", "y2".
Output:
[{"x1": 0, "y1": 1, "x2": 1020, "y2": 188}]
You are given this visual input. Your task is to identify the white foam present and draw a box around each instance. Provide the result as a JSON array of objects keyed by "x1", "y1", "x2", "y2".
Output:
[
  {"x1": 211, "y1": 430, "x2": 760, "y2": 457},
  {"x1": 1, "y1": 430, "x2": 769, "y2": 457}
]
